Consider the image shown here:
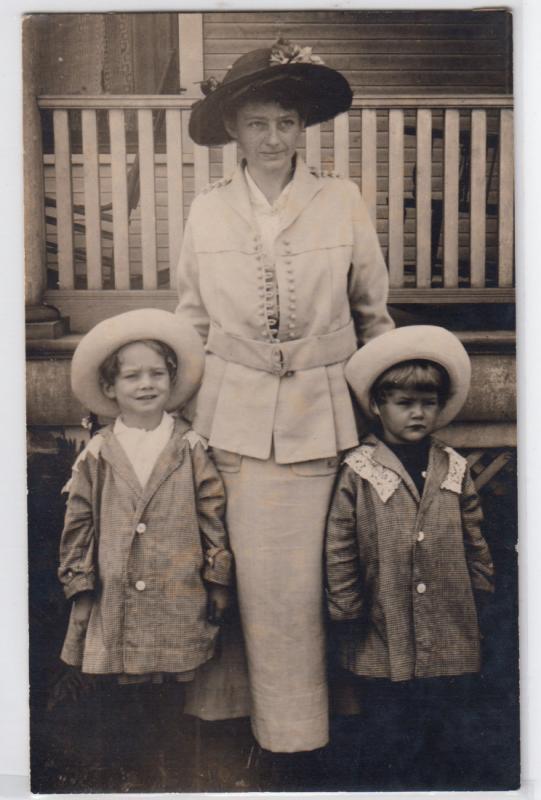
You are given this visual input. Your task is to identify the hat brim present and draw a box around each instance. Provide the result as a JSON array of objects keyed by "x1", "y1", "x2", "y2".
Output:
[
  {"x1": 71, "y1": 309, "x2": 205, "y2": 419},
  {"x1": 189, "y1": 63, "x2": 353, "y2": 146},
  {"x1": 344, "y1": 326, "x2": 472, "y2": 429}
]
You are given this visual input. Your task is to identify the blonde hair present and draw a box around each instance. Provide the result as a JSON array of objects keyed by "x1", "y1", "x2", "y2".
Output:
[{"x1": 371, "y1": 359, "x2": 450, "y2": 406}]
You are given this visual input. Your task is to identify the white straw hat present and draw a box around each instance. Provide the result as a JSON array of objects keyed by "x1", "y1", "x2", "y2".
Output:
[
  {"x1": 345, "y1": 325, "x2": 471, "y2": 429},
  {"x1": 71, "y1": 309, "x2": 205, "y2": 418}
]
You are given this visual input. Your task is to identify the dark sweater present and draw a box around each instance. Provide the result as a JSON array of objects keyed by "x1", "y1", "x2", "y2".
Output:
[{"x1": 385, "y1": 437, "x2": 432, "y2": 496}]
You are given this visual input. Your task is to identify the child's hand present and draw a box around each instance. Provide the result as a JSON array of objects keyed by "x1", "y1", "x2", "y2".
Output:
[
  {"x1": 72, "y1": 592, "x2": 93, "y2": 625},
  {"x1": 207, "y1": 584, "x2": 231, "y2": 625}
]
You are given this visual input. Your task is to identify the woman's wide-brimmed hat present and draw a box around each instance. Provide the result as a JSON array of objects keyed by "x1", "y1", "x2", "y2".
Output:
[
  {"x1": 189, "y1": 37, "x2": 353, "y2": 146},
  {"x1": 71, "y1": 309, "x2": 205, "y2": 418},
  {"x1": 345, "y1": 325, "x2": 472, "y2": 429}
]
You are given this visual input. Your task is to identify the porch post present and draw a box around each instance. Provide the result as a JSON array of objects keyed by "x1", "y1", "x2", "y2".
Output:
[{"x1": 23, "y1": 17, "x2": 59, "y2": 327}]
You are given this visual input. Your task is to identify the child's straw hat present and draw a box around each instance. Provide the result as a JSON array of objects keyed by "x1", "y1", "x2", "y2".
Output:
[
  {"x1": 345, "y1": 325, "x2": 471, "y2": 429},
  {"x1": 71, "y1": 309, "x2": 205, "y2": 418}
]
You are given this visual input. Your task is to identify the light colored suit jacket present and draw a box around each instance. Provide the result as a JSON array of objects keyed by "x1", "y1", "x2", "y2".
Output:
[{"x1": 176, "y1": 157, "x2": 394, "y2": 463}]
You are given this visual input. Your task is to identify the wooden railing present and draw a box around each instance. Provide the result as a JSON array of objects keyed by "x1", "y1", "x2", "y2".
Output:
[{"x1": 38, "y1": 94, "x2": 514, "y2": 329}]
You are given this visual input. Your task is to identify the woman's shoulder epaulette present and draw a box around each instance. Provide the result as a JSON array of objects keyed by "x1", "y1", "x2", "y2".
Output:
[
  {"x1": 199, "y1": 176, "x2": 233, "y2": 196},
  {"x1": 61, "y1": 433, "x2": 106, "y2": 493},
  {"x1": 309, "y1": 167, "x2": 341, "y2": 179}
]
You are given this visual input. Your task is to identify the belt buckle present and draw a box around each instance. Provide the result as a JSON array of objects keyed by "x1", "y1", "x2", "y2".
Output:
[{"x1": 271, "y1": 345, "x2": 287, "y2": 376}]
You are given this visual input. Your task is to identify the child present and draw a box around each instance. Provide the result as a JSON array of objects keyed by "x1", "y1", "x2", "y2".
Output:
[
  {"x1": 58, "y1": 309, "x2": 233, "y2": 789},
  {"x1": 325, "y1": 325, "x2": 495, "y2": 789}
]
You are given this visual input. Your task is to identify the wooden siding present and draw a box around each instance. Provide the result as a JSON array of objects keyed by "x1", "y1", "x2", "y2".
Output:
[{"x1": 202, "y1": 10, "x2": 512, "y2": 94}]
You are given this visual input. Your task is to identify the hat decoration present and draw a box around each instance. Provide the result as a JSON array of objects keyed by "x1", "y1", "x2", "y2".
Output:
[
  {"x1": 189, "y1": 37, "x2": 353, "y2": 146},
  {"x1": 269, "y1": 37, "x2": 325, "y2": 66},
  {"x1": 200, "y1": 38, "x2": 325, "y2": 98}
]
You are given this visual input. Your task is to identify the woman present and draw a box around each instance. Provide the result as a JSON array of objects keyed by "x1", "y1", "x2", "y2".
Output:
[{"x1": 176, "y1": 38, "x2": 394, "y2": 756}]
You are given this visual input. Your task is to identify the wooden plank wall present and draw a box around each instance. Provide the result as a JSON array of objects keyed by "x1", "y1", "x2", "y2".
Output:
[
  {"x1": 202, "y1": 10, "x2": 512, "y2": 93},
  {"x1": 202, "y1": 10, "x2": 511, "y2": 269}
]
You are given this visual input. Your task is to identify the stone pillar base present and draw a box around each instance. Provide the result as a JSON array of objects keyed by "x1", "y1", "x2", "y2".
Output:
[{"x1": 25, "y1": 304, "x2": 69, "y2": 340}]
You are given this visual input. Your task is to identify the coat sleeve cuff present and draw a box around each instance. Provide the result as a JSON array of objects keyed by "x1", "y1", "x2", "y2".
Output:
[
  {"x1": 202, "y1": 548, "x2": 233, "y2": 586},
  {"x1": 63, "y1": 574, "x2": 96, "y2": 600},
  {"x1": 326, "y1": 591, "x2": 364, "y2": 622}
]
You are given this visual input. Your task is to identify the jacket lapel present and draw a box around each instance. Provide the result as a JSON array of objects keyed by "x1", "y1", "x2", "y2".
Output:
[
  {"x1": 139, "y1": 417, "x2": 191, "y2": 507},
  {"x1": 99, "y1": 428, "x2": 144, "y2": 497},
  {"x1": 278, "y1": 157, "x2": 324, "y2": 235},
  {"x1": 418, "y1": 439, "x2": 454, "y2": 515},
  {"x1": 221, "y1": 164, "x2": 256, "y2": 227}
]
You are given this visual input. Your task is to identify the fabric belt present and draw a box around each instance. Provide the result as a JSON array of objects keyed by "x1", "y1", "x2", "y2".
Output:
[{"x1": 206, "y1": 321, "x2": 357, "y2": 377}]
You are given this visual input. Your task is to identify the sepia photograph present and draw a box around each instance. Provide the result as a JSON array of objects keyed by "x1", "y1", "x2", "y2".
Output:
[{"x1": 21, "y1": 7, "x2": 521, "y2": 795}]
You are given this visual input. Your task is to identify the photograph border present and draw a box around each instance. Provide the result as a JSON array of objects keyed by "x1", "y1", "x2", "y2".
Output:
[{"x1": 2, "y1": 0, "x2": 539, "y2": 797}]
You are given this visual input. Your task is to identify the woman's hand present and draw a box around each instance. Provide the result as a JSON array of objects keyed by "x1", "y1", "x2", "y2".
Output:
[
  {"x1": 72, "y1": 591, "x2": 94, "y2": 625},
  {"x1": 207, "y1": 584, "x2": 232, "y2": 625}
]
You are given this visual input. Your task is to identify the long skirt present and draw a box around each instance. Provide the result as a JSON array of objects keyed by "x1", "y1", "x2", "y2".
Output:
[{"x1": 184, "y1": 449, "x2": 339, "y2": 753}]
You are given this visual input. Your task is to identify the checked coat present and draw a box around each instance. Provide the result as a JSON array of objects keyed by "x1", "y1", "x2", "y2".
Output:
[
  {"x1": 325, "y1": 434, "x2": 495, "y2": 682},
  {"x1": 58, "y1": 416, "x2": 232, "y2": 676}
]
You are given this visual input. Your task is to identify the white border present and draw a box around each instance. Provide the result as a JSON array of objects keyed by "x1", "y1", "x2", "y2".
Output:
[{"x1": 2, "y1": 1, "x2": 539, "y2": 798}]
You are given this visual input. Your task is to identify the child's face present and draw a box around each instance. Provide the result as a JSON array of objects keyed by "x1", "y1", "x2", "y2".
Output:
[
  {"x1": 370, "y1": 388, "x2": 441, "y2": 445},
  {"x1": 103, "y1": 342, "x2": 172, "y2": 429}
]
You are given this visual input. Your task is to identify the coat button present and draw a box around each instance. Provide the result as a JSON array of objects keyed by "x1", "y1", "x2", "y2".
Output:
[
  {"x1": 416, "y1": 582, "x2": 427, "y2": 594},
  {"x1": 136, "y1": 522, "x2": 146, "y2": 534},
  {"x1": 135, "y1": 580, "x2": 146, "y2": 591},
  {"x1": 416, "y1": 531, "x2": 425, "y2": 542},
  {"x1": 284, "y1": 371, "x2": 295, "y2": 378}
]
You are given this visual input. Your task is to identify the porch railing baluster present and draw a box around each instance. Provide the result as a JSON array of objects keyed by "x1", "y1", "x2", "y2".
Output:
[
  {"x1": 388, "y1": 109, "x2": 404, "y2": 288},
  {"x1": 498, "y1": 108, "x2": 514, "y2": 288},
  {"x1": 138, "y1": 109, "x2": 158, "y2": 290},
  {"x1": 305, "y1": 125, "x2": 321, "y2": 173},
  {"x1": 194, "y1": 143, "x2": 210, "y2": 196},
  {"x1": 222, "y1": 142, "x2": 238, "y2": 178},
  {"x1": 52, "y1": 109, "x2": 74, "y2": 289},
  {"x1": 361, "y1": 109, "x2": 377, "y2": 228},
  {"x1": 416, "y1": 108, "x2": 432, "y2": 287},
  {"x1": 443, "y1": 109, "x2": 460, "y2": 287},
  {"x1": 470, "y1": 109, "x2": 487, "y2": 288},
  {"x1": 81, "y1": 109, "x2": 102, "y2": 289},
  {"x1": 334, "y1": 112, "x2": 350, "y2": 179},
  {"x1": 166, "y1": 109, "x2": 184, "y2": 275},
  {"x1": 109, "y1": 109, "x2": 130, "y2": 290}
]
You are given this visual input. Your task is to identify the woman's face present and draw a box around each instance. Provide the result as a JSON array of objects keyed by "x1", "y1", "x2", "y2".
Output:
[{"x1": 225, "y1": 101, "x2": 304, "y2": 177}]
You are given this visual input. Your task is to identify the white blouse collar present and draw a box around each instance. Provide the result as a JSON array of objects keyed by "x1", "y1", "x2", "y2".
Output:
[
  {"x1": 114, "y1": 411, "x2": 174, "y2": 439},
  {"x1": 244, "y1": 165, "x2": 294, "y2": 212}
]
